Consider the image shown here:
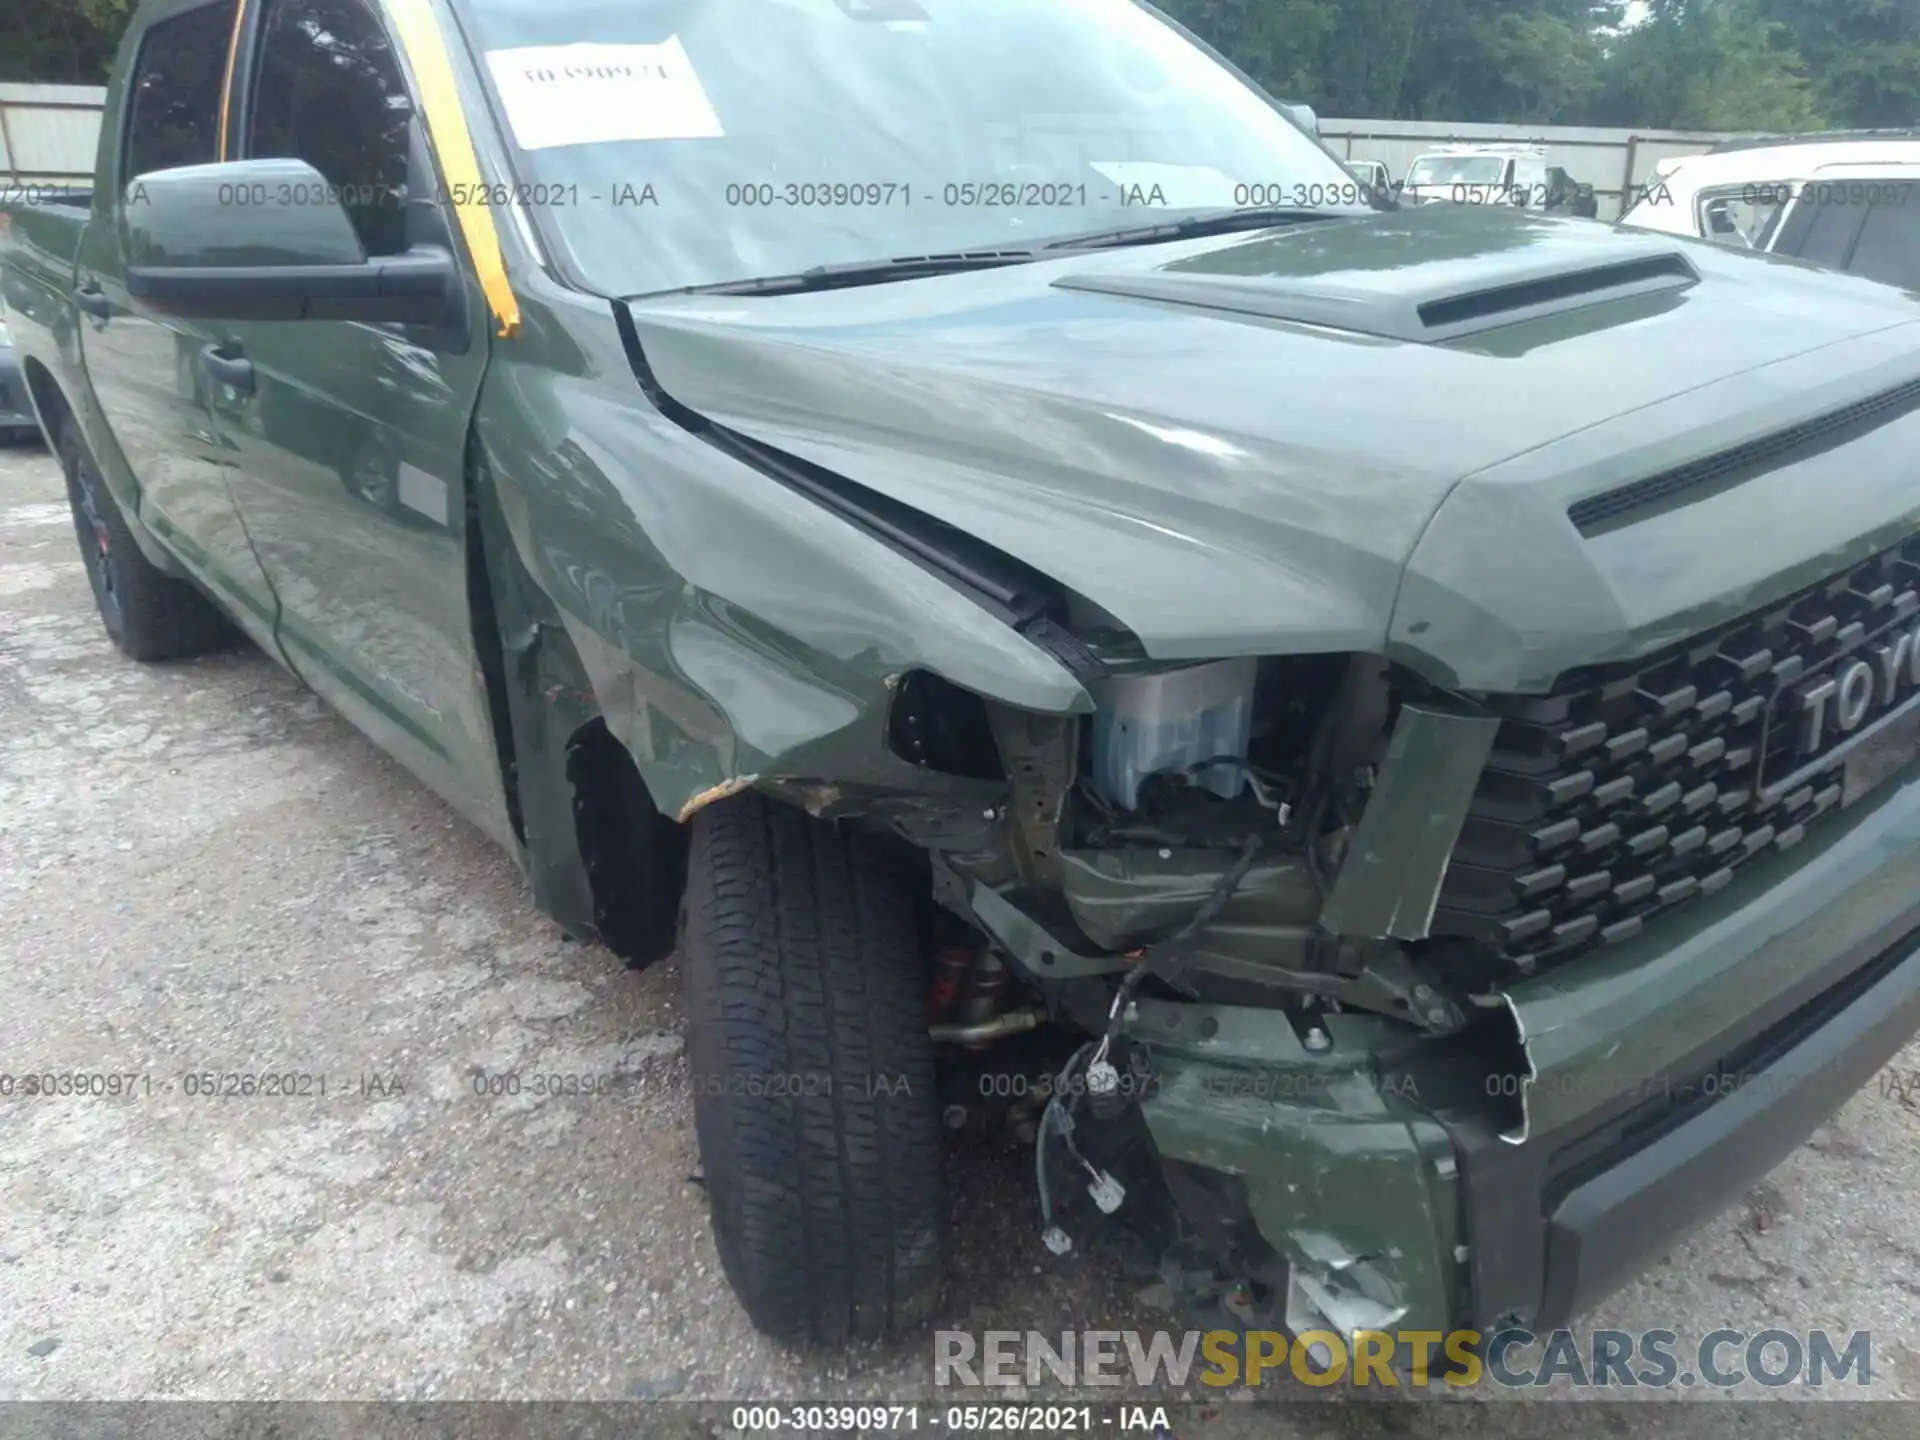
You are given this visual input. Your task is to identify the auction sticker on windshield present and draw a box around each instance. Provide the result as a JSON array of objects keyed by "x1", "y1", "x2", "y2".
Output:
[{"x1": 485, "y1": 39, "x2": 723, "y2": 150}]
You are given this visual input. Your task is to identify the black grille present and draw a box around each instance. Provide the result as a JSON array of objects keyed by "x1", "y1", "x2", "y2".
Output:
[{"x1": 1435, "y1": 534, "x2": 1920, "y2": 973}]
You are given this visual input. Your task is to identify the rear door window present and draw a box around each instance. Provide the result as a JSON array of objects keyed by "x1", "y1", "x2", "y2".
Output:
[
  {"x1": 1843, "y1": 197, "x2": 1920, "y2": 291},
  {"x1": 122, "y1": 0, "x2": 240, "y2": 183},
  {"x1": 1697, "y1": 187, "x2": 1786, "y2": 248},
  {"x1": 1773, "y1": 191, "x2": 1869, "y2": 268}
]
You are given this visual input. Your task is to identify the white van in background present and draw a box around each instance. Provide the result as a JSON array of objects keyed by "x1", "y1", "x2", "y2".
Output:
[{"x1": 1402, "y1": 143, "x2": 1549, "y2": 206}]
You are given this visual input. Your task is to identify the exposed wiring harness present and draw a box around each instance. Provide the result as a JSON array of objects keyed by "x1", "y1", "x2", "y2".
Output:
[
  {"x1": 1095, "y1": 833, "x2": 1262, "y2": 1037},
  {"x1": 1033, "y1": 836, "x2": 1263, "y2": 1250},
  {"x1": 1178, "y1": 755, "x2": 1293, "y2": 819},
  {"x1": 1074, "y1": 758, "x2": 1297, "y2": 850},
  {"x1": 1035, "y1": 1042, "x2": 1094, "y2": 1250}
]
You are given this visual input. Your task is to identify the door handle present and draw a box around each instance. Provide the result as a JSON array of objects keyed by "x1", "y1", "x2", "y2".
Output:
[
  {"x1": 199, "y1": 344, "x2": 255, "y2": 397},
  {"x1": 72, "y1": 283, "x2": 112, "y2": 321}
]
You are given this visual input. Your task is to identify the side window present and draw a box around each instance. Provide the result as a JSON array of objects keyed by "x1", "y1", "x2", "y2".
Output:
[
  {"x1": 247, "y1": 0, "x2": 415, "y2": 256},
  {"x1": 122, "y1": 0, "x2": 241, "y2": 183},
  {"x1": 1698, "y1": 189, "x2": 1785, "y2": 249},
  {"x1": 1777, "y1": 193, "x2": 1866, "y2": 269},
  {"x1": 1844, "y1": 200, "x2": 1920, "y2": 291}
]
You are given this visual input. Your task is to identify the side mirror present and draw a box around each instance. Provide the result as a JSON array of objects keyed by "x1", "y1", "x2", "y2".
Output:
[{"x1": 122, "y1": 158, "x2": 459, "y2": 326}]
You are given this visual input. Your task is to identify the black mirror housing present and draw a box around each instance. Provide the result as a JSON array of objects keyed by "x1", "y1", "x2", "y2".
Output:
[
  {"x1": 127, "y1": 247, "x2": 461, "y2": 325},
  {"x1": 120, "y1": 157, "x2": 462, "y2": 328}
]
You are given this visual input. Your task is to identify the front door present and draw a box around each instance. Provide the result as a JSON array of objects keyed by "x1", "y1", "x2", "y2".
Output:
[
  {"x1": 74, "y1": 0, "x2": 283, "y2": 652},
  {"x1": 206, "y1": 0, "x2": 511, "y2": 843}
]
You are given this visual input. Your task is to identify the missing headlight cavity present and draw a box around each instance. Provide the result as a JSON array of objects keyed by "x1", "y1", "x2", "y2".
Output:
[
  {"x1": 1074, "y1": 654, "x2": 1388, "y2": 859},
  {"x1": 887, "y1": 670, "x2": 1005, "y2": 780}
]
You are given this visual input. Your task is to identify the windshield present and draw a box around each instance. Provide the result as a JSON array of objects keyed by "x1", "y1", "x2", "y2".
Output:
[
  {"x1": 1405, "y1": 155, "x2": 1508, "y2": 187},
  {"x1": 457, "y1": 0, "x2": 1370, "y2": 295}
]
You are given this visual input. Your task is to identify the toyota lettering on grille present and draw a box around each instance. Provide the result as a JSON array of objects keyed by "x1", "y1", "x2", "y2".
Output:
[{"x1": 1794, "y1": 617, "x2": 1920, "y2": 755}]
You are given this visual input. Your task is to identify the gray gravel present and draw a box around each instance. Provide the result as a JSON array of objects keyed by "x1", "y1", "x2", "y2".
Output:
[{"x1": 3, "y1": 437, "x2": 1920, "y2": 1420}]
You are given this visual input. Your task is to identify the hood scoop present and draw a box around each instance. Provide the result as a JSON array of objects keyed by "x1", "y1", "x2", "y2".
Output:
[{"x1": 1054, "y1": 241, "x2": 1699, "y2": 344}]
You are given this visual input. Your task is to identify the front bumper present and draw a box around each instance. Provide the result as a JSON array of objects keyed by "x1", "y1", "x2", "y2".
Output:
[
  {"x1": 0, "y1": 346, "x2": 37, "y2": 432},
  {"x1": 1131, "y1": 754, "x2": 1920, "y2": 1335},
  {"x1": 1453, "y1": 755, "x2": 1920, "y2": 1331},
  {"x1": 1527, "y1": 915, "x2": 1920, "y2": 1326}
]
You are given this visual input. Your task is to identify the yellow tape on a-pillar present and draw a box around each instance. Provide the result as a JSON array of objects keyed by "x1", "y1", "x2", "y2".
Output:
[
  {"x1": 216, "y1": 0, "x2": 248, "y2": 159},
  {"x1": 383, "y1": 0, "x2": 523, "y2": 337}
]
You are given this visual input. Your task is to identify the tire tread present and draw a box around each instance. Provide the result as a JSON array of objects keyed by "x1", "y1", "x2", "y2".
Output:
[{"x1": 683, "y1": 792, "x2": 941, "y2": 1345}]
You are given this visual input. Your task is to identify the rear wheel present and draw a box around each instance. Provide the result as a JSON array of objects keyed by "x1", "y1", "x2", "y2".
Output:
[
  {"x1": 681, "y1": 791, "x2": 944, "y2": 1345},
  {"x1": 59, "y1": 421, "x2": 234, "y2": 660}
]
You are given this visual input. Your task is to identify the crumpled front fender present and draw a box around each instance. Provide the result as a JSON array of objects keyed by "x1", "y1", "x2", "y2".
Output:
[{"x1": 475, "y1": 286, "x2": 1090, "y2": 826}]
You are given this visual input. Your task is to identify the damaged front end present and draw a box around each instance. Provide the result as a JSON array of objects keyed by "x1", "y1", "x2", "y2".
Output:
[
  {"x1": 870, "y1": 644, "x2": 1529, "y2": 1347},
  {"x1": 475, "y1": 345, "x2": 1539, "y2": 1341},
  {"x1": 480, "y1": 255, "x2": 1920, "y2": 1352}
]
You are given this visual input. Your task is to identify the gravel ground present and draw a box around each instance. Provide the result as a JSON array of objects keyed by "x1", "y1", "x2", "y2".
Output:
[{"x1": 3, "y1": 437, "x2": 1920, "y2": 1428}]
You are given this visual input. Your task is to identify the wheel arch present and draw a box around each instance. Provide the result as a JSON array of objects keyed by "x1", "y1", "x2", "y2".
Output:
[
  {"x1": 466, "y1": 438, "x2": 687, "y2": 966},
  {"x1": 22, "y1": 354, "x2": 189, "y2": 576},
  {"x1": 19, "y1": 353, "x2": 70, "y2": 441}
]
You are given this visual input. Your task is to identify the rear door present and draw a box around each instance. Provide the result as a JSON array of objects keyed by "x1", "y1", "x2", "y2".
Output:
[
  {"x1": 206, "y1": 0, "x2": 511, "y2": 842},
  {"x1": 74, "y1": 0, "x2": 283, "y2": 649}
]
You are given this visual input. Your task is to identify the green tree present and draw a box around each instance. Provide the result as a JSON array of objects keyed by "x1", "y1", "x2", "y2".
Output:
[
  {"x1": 0, "y1": 0, "x2": 133, "y2": 83},
  {"x1": 1588, "y1": 0, "x2": 1826, "y2": 130},
  {"x1": 1396, "y1": 0, "x2": 1620, "y2": 123},
  {"x1": 1757, "y1": 0, "x2": 1920, "y2": 128},
  {"x1": 1166, "y1": 0, "x2": 1628, "y2": 124},
  {"x1": 1163, "y1": 0, "x2": 1426, "y2": 116}
]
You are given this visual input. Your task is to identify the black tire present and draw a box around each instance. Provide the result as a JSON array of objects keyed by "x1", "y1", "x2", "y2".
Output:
[
  {"x1": 682, "y1": 792, "x2": 943, "y2": 1345},
  {"x1": 59, "y1": 420, "x2": 235, "y2": 661}
]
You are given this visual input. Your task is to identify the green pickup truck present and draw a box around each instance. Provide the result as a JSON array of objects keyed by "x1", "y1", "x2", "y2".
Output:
[{"x1": 8, "y1": 0, "x2": 1920, "y2": 1358}]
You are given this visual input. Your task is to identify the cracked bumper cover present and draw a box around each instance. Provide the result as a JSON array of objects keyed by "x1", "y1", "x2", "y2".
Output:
[{"x1": 1128, "y1": 756, "x2": 1920, "y2": 1336}]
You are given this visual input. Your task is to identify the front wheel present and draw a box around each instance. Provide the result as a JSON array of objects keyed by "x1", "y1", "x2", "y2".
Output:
[
  {"x1": 681, "y1": 791, "x2": 944, "y2": 1345},
  {"x1": 59, "y1": 420, "x2": 235, "y2": 660}
]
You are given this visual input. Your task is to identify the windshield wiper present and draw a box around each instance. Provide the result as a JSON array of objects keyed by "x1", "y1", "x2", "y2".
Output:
[
  {"x1": 672, "y1": 250, "x2": 1040, "y2": 296},
  {"x1": 1040, "y1": 205, "x2": 1347, "y2": 253}
]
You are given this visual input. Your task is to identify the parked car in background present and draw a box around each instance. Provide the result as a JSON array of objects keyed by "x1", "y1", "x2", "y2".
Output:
[
  {"x1": 1402, "y1": 142, "x2": 1550, "y2": 207},
  {"x1": 1345, "y1": 157, "x2": 1393, "y2": 195},
  {"x1": 1543, "y1": 165, "x2": 1599, "y2": 218},
  {"x1": 1621, "y1": 133, "x2": 1920, "y2": 259},
  {"x1": 1758, "y1": 162, "x2": 1920, "y2": 292}
]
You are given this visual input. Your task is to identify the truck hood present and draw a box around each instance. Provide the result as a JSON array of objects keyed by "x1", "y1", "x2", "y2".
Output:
[{"x1": 624, "y1": 204, "x2": 1920, "y2": 684}]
